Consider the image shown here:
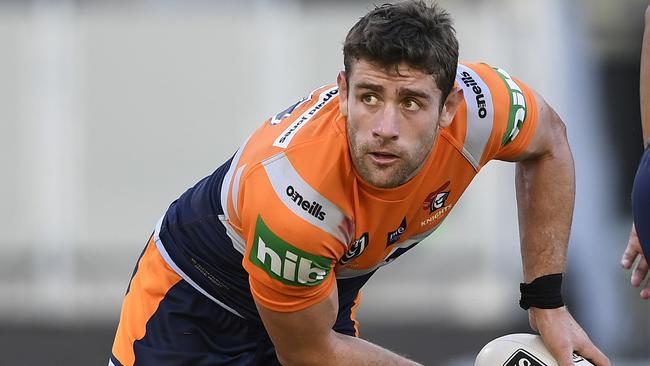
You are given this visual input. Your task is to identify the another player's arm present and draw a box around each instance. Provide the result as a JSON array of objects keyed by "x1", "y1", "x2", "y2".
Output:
[
  {"x1": 621, "y1": 5, "x2": 650, "y2": 299},
  {"x1": 640, "y1": 5, "x2": 650, "y2": 147},
  {"x1": 255, "y1": 285, "x2": 421, "y2": 366},
  {"x1": 508, "y1": 91, "x2": 611, "y2": 366}
]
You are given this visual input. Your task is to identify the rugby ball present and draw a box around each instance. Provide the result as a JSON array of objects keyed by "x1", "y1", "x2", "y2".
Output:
[{"x1": 474, "y1": 333, "x2": 594, "y2": 366}]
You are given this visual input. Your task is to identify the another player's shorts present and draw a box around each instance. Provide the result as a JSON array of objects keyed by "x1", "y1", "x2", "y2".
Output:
[
  {"x1": 109, "y1": 236, "x2": 280, "y2": 366},
  {"x1": 633, "y1": 143, "x2": 650, "y2": 258}
]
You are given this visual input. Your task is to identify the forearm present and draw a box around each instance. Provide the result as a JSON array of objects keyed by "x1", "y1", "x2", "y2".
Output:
[
  {"x1": 278, "y1": 331, "x2": 421, "y2": 366},
  {"x1": 515, "y1": 129, "x2": 575, "y2": 282},
  {"x1": 257, "y1": 287, "x2": 420, "y2": 366}
]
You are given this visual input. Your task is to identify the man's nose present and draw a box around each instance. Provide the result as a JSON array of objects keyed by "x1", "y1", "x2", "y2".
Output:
[{"x1": 372, "y1": 105, "x2": 399, "y2": 140}]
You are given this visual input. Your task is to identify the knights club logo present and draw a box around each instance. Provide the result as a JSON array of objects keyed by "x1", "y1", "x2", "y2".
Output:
[{"x1": 423, "y1": 181, "x2": 451, "y2": 214}]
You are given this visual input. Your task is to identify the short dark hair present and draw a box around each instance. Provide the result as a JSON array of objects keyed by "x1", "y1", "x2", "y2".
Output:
[{"x1": 343, "y1": 1, "x2": 459, "y2": 102}]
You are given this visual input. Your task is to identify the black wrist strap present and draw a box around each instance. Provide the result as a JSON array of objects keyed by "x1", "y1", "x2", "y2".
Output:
[{"x1": 519, "y1": 273, "x2": 564, "y2": 310}]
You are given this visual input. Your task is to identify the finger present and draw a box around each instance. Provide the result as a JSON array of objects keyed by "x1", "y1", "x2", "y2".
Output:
[
  {"x1": 544, "y1": 340, "x2": 574, "y2": 366},
  {"x1": 575, "y1": 342, "x2": 611, "y2": 366},
  {"x1": 622, "y1": 227, "x2": 640, "y2": 269},
  {"x1": 631, "y1": 255, "x2": 649, "y2": 287},
  {"x1": 641, "y1": 276, "x2": 650, "y2": 299}
]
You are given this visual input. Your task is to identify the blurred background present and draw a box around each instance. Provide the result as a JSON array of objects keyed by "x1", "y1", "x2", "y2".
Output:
[{"x1": 0, "y1": 0, "x2": 648, "y2": 364}]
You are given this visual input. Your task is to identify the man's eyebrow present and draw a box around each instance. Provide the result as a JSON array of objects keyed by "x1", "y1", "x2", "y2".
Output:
[
  {"x1": 398, "y1": 87, "x2": 432, "y2": 101},
  {"x1": 355, "y1": 82, "x2": 431, "y2": 101},
  {"x1": 355, "y1": 82, "x2": 384, "y2": 93}
]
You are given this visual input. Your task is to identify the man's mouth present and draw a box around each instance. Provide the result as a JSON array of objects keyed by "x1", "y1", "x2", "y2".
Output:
[{"x1": 368, "y1": 151, "x2": 400, "y2": 165}]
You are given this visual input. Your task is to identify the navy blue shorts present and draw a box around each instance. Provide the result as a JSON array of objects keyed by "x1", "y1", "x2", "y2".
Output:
[
  {"x1": 109, "y1": 238, "x2": 280, "y2": 366},
  {"x1": 633, "y1": 143, "x2": 650, "y2": 258}
]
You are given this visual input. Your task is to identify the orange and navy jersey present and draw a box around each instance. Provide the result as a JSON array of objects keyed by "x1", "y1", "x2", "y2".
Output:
[{"x1": 153, "y1": 62, "x2": 538, "y2": 332}]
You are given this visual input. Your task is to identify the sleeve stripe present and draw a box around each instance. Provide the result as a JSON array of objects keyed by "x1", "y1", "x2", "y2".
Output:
[
  {"x1": 456, "y1": 64, "x2": 495, "y2": 170},
  {"x1": 220, "y1": 133, "x2": 252, "y2": 223}
]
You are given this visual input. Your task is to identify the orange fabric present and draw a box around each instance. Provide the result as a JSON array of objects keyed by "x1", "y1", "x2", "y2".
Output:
[
  {"x1": 223, "y1": 63, "x2": 539, "y2": 313},
  {"x1": 350, "y1": 291, "x2": 363, "y2": 337},
  {"x1": 111, "y1": 238, "x2": 182, "y2": 366}
]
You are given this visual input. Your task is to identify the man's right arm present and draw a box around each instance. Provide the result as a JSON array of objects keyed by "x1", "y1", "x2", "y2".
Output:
[{"x1": 254, "y1": 283, "x2": 421, "y2": 366}]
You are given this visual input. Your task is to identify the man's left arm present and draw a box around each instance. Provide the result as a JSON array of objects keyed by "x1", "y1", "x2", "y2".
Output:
[{"x1": 511, "y1": 90, "x2": 611, "y2": 366}]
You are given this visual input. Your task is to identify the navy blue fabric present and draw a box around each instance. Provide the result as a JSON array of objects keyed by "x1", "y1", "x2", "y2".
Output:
[
  {"x1": 131, "y1": 279, "x2": 280, "y2": 366},
  {"x1": 109, "y1": 354, "x2": 124, "y2": 366},
  {"x1": 159, "y1": 155, "x2": 261, "y2": 321},
  {"x1": 125, "y1": 235, "x2": 152, "y2": 295},
  {"x1": 334, "y1": 271, "x2": 375, "y2": 336},
  {"x1": 633, "y1": 144, "x2": 650, "y2": 258}
]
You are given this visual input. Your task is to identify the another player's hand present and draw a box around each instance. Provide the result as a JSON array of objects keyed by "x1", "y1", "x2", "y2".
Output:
[
  {"x1": 528, "y1": 307, "x2": 610, "y2": 366},
  {"x1": 621, "y1": 224, "x2": 650, "y2": 299}
]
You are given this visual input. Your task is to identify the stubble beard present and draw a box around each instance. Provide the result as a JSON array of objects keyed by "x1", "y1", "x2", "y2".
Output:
[{"x1": 347, "y1": 123, "x2": 436, "y2": 189}]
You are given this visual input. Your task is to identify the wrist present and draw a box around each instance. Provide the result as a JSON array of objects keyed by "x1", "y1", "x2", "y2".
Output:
[{"x1": 519, "y1": 273, "x2": 564, "y2": 310}]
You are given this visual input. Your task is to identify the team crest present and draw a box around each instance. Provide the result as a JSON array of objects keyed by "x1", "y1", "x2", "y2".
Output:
[{"x1": 423, "y1": 181, "x2": 451, "y2": 214}]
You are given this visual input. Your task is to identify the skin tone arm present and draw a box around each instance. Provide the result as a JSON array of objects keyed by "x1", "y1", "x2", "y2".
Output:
[
  {"x1": 512, "y1": 91, "x2": 611, "y2": 366},
  {"x1": 255, "y1": 286, "x2": 421, "y2": 366},
  {"x1": 621, "y1": 5, "x2": 650, "y2": 300}
]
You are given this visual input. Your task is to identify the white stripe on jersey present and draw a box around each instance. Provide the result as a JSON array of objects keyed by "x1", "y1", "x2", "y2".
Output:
[
  {"x1": 456, "y1": 64, "x2": 495, "y2": 170},
  {"x1": 231, "y1": 164, "x2": 246, "y2": 219},
  {"x1": 219, "y1": 134, "x2": 251, "y2": 253},
  {"x1": 262, "y1": 152, "x2": 351, "y2": 247},
  {"x1": 220, "y1": 134, "x2": 251, "y2": 223}
]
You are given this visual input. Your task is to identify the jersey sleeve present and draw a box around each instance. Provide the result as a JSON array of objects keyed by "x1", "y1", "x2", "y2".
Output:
[
  {"x1": 454, "y1": 63, "x2": 539, "y2": 169},
  {"x1": 238, "y1": 158, "x2": 349, "y2": 313}
]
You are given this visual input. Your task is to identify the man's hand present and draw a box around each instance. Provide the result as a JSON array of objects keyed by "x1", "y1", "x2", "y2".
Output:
[
  {"x1": 621, "y1": 224, "x2": 650, "y2": 299},
  {"x1": 528, "y1": 307, "x2": 611, "y2": 366}
]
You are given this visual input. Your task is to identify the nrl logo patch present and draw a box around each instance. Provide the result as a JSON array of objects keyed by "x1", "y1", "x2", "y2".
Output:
[
  {"x1": 339, "y1": 232, "x2": 369, "y2": 265},
  {"x1": 423, "y1": 181, "x2": 451, "y2": 214}
]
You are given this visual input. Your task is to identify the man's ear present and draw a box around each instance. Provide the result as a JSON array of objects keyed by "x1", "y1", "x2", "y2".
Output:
[
  {"x1": 337, "y1": 71, "x2": 348, "y2": 117},
  {"x1": 439, "y1": 86, "x2": 463, "y2": 128}
]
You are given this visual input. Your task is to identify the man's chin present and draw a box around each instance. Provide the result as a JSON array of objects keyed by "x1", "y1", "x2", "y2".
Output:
[{"x1": 362, "y1": 172, "x2": 405, "y2": 189}]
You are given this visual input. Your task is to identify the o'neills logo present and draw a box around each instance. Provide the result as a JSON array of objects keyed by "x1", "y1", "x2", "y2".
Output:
[
  {"x1": 460, "y1": 71, "x2": 488, "y2": 119},
  {"x1": 286, "y1": 185, "x2": 326, "y2": 221},
  {"x1": 423, "y1": 181, "x2": 451, "y2": 214}
]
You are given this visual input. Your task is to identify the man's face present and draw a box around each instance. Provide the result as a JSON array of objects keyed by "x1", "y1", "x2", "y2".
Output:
[{"x1": 337, "y1": 59, "x2": 460, "y2": 189}]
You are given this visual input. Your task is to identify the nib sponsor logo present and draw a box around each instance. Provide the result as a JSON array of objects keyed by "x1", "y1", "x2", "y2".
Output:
[
  {"x1": 286, "y1": 185, "x2": 326, "y2": 221},
  {"x1": 251, "y1": 216, "x2": 332, "y2": 286},
  {"x1": 386, "y1": 217, "x2": 407, "y2": 246}
]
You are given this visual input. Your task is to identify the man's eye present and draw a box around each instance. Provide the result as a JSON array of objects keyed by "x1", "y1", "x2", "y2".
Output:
[
  {"x1": 403, "y1": 99, "x2": 421, "y2": 111},
  {"x1": 362, "y1": 95, "x2": 378, "y2": 105}
]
